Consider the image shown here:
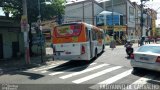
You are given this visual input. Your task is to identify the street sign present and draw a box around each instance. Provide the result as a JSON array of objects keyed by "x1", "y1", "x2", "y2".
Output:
[{"x1": 21, "y1": 15, "x2": 29, "y2": 32}]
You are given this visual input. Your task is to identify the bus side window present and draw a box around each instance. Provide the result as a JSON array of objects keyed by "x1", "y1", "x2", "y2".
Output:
[
  {"x1": 85, "y1": 28, "x2": 89, "y2": 41},
  {"x1": 92, "y1": 29, "x2": 96, "y2": 41}
]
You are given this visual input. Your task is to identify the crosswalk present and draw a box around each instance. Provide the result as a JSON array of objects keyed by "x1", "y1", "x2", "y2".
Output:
[{"x1": 25, "y1": 62, "x2": 160, "y2": 90}]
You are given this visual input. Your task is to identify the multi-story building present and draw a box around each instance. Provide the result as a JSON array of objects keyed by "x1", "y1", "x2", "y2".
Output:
[
  {"x1": 64, "y1": 0, "x2": 157, "y2": 44},
  {"x1": 64, "y1": 0, "x2": 103, "y2": 25},
  {"x1": 132, "y1": 2, "x2": 141, "y2": 38},
  {"x1": 98, "y1": 0, "x2": 136, "y2": 43}
]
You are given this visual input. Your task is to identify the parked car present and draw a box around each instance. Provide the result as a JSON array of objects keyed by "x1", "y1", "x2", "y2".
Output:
[{"x1": 130, "y1": 44, "x2": 160, "y2": 71}]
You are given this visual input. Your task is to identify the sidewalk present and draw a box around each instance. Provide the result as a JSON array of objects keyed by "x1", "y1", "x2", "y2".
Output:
[{"x1": 0, "y1": 55, "x2": 54, "y2": 75}]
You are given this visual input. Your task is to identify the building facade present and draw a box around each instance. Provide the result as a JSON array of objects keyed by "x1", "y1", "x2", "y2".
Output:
[
  {"x1": 64, "y1": 0, "x2": 103, "y2": 25},
  {"x1": 0, "y1": 16, "x2": 24, "y2": 59}
]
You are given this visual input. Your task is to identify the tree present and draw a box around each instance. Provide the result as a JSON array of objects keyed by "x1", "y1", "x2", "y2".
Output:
[
  {"x1": 2, "y1": 0, "x2": 65, "y2": 23},
  {"x1": 1, "y1": 0, "x2": 65, "y2": 56}
]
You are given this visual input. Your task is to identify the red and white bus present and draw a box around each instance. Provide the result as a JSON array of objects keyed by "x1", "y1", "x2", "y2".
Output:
[{"x1": 52, "y1": 22, "x2": 105, "y2": 61}]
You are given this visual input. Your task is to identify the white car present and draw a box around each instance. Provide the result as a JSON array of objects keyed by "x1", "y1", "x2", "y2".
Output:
[{"x1": 130, "y1": 44, "x2": 160, "y2": 71}]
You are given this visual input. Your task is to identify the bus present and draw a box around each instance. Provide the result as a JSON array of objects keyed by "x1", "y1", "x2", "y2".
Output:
[{"x1": 52, "y1": 22, "x2": 105, "y2": 61}]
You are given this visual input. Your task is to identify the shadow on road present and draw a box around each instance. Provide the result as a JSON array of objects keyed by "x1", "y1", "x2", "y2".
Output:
[
  {"x1": 132, "y1": 68, "x2": 160, "y2": 82},
  {"x1": 47, "y1": 51, "x2": 104, "y2": 72}
]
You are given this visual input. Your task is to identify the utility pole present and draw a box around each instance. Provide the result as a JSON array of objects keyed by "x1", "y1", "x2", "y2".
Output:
[
  {"x1": 111, "y1": 0, "x2": 114, "y2": 39},
  {"x1": 22, "y1": 0, "x2": 30, "y2": 64},
  {"x1": 140, "y1": 0, "x2": 144, "y2": 46},
  {"x1": 140, "y1": 0, "x2": 149, "y2": 46},
  {"x1": 92, "y1": 1, "x2": 94, "y2": 25},
  {"x1": 83, "y1": 2, "x2": 84, "y2": 22},
  {"x1": 38, "y1": 0, "x2": 44, "y2": 63}
]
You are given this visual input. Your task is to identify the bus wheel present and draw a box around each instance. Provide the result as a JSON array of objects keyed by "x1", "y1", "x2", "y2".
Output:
[{"x1": 94, "y1": 49, "x2": 98, "y2": 59}]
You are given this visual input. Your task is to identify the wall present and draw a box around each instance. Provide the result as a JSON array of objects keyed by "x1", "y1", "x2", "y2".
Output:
[
  {"x1": 0, "y1": 28, "x2": 23, "y2": 59},
  {"x1": 64, "y1": 1, "x2": 103, "y2": 25}
]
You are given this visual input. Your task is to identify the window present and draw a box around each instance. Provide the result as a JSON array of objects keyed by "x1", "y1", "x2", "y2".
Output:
[
  {"x1": 138, "y1": 46, "x2": 160, "y2": 54},
  {"x1": 55, "y1": 24, "x2": 81, "y2": 38},
  {"x1": 129, "y1": 7, "x2": 135, "y2": 22},
  {"x1": 92, "y1": 29, "x2": 97, "y2": 40},
  {"x1": 85, "y1": 27, "x2": 89, "y2": 41}
]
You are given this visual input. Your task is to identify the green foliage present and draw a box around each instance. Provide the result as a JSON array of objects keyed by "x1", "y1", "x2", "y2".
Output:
[{"x1": 2, "y1": 0, "x2": 65, "y2": 23}]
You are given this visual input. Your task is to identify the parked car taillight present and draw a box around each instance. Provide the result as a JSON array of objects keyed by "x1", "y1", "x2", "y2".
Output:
[
  {"x1": 130, "y1": 54, "x2": 134, "y2": 59},
  {"x1": 156, "y1": 56, "x2": 160, "y2": 63}
]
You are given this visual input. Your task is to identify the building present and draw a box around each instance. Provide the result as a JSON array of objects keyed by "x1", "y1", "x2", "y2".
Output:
[
  {"x1": 96, "y1": 11, "x2": 126, "y2": 44},
  {"x1": 64, "y1": 0, "x2": 157, "y2": 43},
  {"x1": 132, "y1": 2, "x2": 141, "y2": 38},
  {"x1": 100, "y1": 0, "x2": 137, "y2": 41},
  {"x1": 64, "y1": 0, "x2": 103, "y2": 25},
  {"x1": 0, "y1": 16, "x2": 24, "y2": 59}
]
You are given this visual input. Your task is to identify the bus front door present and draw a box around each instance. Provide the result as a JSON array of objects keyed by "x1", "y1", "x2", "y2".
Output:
[{"x1": 89, "y1": 30, "x2": 93, "y2": 58}]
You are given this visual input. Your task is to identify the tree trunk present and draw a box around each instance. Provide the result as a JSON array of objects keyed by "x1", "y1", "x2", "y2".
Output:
[{"x1": 29, "y1": 23, "x2": 34, "y2": 56}]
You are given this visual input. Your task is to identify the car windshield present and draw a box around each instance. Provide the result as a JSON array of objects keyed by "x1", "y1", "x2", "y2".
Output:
[{"x1": 138, "y1": 46, "x2": 160, "y2": 54}]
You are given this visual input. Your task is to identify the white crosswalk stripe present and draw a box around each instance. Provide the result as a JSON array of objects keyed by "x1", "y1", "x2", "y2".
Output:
[
  {"x1": 89, "y1": 69, "x2": 132, "y2": 90},
  {"x1": 98, "y1": 69, "x2": 133, "y2": 84},
  {"x1": 72, "y1": 66, "x2": 122, "y2": 84},
  {"x1": 122, "y1": 74, "x2": 156, "y2": 90},
  {"x1": 60, "y1": 63, "x2": 109, "y2": 79},
  {"x1": 49, "y1": 63, "x2": 97, "y2": 76}
]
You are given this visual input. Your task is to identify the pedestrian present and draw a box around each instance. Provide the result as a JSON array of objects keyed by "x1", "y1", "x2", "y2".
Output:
[
  {"x1": 50, "y1": 43, "x2": 54, "y2": 60},
  {"x1": 110, "y1": 37, "x2": 116, "y2": 50}
]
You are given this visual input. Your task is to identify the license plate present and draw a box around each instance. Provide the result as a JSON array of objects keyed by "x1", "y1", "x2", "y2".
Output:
[
  {"x1": 140, "y1": 57, "x2": 149, "y2": 60},
  {"x1": 65, "y1": 52, "x2": 71, "y2": 54}
]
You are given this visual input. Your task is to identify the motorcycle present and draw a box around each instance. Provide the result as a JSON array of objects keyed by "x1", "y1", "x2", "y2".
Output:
[{"x1": 125, "y1": 44, "x2": 134, "y2": 58}]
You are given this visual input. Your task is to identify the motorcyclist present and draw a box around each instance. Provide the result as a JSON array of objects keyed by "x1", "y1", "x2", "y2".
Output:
[
  {"x1": 124, "y1": 40, "x2": 133, "y2": 48},
  {"x1": 124, "y1": 40, "x2": 133, "y2": 58}
]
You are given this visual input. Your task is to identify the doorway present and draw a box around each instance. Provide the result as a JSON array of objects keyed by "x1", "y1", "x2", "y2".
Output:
[{"x1": 12, "y1": 42, "x2": 19, "y2": 57}]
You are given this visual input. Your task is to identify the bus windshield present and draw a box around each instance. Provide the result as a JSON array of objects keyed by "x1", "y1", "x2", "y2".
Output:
[{"x1": 54, "y1": 24, "x2": 82, "y2": 38}]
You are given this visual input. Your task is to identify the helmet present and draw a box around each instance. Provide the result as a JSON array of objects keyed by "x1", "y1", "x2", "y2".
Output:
[{"x1": 127, "y1": 40, "x2": 131, "y2": 43}]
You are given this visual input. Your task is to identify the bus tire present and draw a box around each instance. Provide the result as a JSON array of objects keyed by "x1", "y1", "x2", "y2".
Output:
[{"x1": 94, "y1": 49, "x2": 98, "y2": 59}]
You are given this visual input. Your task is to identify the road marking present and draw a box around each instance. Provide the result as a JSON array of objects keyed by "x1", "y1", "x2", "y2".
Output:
[
  {"x1": 122, "y1": 74, "x2": 156, "y2": 90},
  {"x1": 72, "y1": 66, "x2": 122, "y2": 84},
  {"x1": 98, "y1": 69, "x2": 132, "y2": 84},
  {"x1": 89, "y1": 69, "x2": 133, "y2": 90},
  {"x1": 60, "y1": 63, "x2": 109, "y2": 79},
  {"x1": 49, "y1": 63, "x2": 97, "y2": 76}
]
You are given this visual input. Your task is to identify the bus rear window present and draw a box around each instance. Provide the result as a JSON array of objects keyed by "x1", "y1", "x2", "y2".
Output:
[{"x1": 54, "y1": 24, "x2": 81, "y2": 38}]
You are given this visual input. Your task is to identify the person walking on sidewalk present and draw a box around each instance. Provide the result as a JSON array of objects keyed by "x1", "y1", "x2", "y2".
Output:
[
  {"x1": 110, "y1": 36, "x2": 116, "y2": 50},
  {"x1": 50, "y1": 43, "x2": 54, "y2": 60}
]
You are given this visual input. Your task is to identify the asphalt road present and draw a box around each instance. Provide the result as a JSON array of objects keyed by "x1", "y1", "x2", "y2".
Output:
[{"x1": 0, "y1": 45, "x2": 160, "y2": 90}]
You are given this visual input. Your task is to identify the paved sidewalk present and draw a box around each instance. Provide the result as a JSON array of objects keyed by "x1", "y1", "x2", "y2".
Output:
[{"x1": 0, "y1": 55, "x2": 55, "y2": 75}]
